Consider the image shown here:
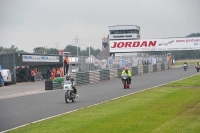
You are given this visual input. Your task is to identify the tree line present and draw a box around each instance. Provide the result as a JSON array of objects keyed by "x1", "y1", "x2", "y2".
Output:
[
  {"x1": 0, "y1": 45, "x2": 101, "y2": 56},
  {"x1": 1, "y1": 33, "x2": 200, "y2": 59}
]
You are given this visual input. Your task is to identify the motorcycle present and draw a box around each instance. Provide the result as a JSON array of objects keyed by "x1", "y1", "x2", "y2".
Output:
[
  {"x1": 196, "y1": 65, "x2": 200, "y2": 72},
  {"x1": 183, "y1": 64, "x2": 187, "y2": 71},
  {"x1": 63, "y1": 80, "x2": 76, "y2": 103},
  {"x1": 121, "y1": 74, "x2": 131, "y2": 89}
]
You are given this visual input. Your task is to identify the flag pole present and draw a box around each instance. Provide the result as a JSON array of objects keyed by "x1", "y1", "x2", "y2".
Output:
[{"x1": 89, "y1": 42, "x2": 90, "y2": 56}]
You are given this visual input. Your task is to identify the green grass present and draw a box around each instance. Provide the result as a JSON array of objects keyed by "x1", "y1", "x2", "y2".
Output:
[
  {"x1": 173, "y1": 59, "x2": 200, "y2": 66},
  {"x1": 8, "y1": 74, "x2": 200, "y2": 133},
  {"x1": 173, "y1": 61, "x2": 196, "y2": 66}
]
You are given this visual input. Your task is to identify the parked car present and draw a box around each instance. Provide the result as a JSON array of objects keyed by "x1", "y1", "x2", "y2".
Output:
[
  {"x1": 0, "y1": 75, "x2": 4, "y2": 87},
  {"x1": 0, "y1": 69, "x2": 12, "y2": 85}
]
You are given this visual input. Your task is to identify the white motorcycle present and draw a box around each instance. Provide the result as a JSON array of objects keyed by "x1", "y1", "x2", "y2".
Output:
[{"x1": 63, "y1": 80, "x2": 76, "y2": 103}]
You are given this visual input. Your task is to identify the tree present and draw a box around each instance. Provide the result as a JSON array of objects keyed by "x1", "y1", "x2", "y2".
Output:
[
  {"x1": 0, "y1": 45, "x2": 26, "y2": 53},
  {"x1": 64, "y1": 45, "x2": 80, "y2": 56},
  {"x1": 47, "y1": 48, "x2": 59, "y2": 54},
  {"x1": 86, "y1": 46, "x2": 101, "y2": 56}
]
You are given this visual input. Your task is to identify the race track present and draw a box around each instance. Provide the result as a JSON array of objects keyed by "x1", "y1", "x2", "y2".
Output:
[{"x1": 0, "y1": 65, "x2": 198, "y2": 132}]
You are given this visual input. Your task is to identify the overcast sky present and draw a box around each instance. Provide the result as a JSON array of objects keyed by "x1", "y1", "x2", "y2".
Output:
[{"x1": 0, "y1": 0, "x2": 200, "y2": 53}]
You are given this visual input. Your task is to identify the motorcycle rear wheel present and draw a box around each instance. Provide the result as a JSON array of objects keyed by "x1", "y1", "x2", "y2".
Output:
[{"x1": 71, "y1": 91, "x2": 75, "y2": 102}]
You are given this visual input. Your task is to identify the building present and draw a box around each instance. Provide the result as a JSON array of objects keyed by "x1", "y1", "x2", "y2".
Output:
[
  {"x1": 0, "y1": 52, "x2": 63, "y2": 84},
  {"x1": 100, "y1": 25, "x2": 140, "y2": 56},
  {"x1": 108, "y1": 25, "x2": 140, "y2": 40}
]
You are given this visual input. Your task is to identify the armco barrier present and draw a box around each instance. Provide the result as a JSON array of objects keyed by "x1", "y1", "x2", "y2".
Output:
[
  {"x1": 148, "y1": 65, "x2": 153, "y2": 73},
  {"x1": 157, "y1": 63, "x2": 161, "y2": 71},
  {"x1": 48, "y1": 62, "x2": 170, "y2": 90},
  {"x1": 161, "y1": 63, "x2": 165, "y2": 71},
  {"x1": 132, "y1": 66, "x2": 138, "y2": 76},
  {"x1": 109, "y1": 69, "x2": 118, "y2": 80},
  {"x1": 89, "y1": 71, "x2": 99, "y2": 84},
  {"x1": 143, "y1": 65, "x2": 148, "y2": 73},
  {"x1": 76, "y1": 72, "x2": 89, "y2": 86},
  {"x1": 138, "y1": 65, "x2": 143, "y2": 75},
  {"x1": 117, "y1": 68, "x2": 122, "y2": 78},
  {"x1": 165, "y1": 62, "x2": 169, "y2": 69},
  {"x1": 153, "y1": 64, "x2": 157, "y2": 72},
  {"x1": 100, "y1": 69, "x2": 110, "y2": 81}
]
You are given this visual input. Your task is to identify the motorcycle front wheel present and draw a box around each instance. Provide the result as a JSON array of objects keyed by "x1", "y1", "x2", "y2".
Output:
[
  {"x1": 65, "y1": 91, "x2": 69, "y2": 103},
  {"x1": 124, "y1": 80, "x2": 126, "y2": 89}
]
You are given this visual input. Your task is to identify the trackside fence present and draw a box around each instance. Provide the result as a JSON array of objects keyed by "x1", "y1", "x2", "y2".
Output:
[{"x1": 49, "y1": 62, "x2": 169, "y2": 90}]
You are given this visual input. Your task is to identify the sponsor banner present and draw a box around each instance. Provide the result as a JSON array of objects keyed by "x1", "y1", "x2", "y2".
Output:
[
  {"x1": 94, "y1": 59, "x2": 99, "y2": 66},
  {"x1": 120, "y1": 59, "x2": 125, "y2": 67},
  {"x1": 100, "y1": 60, "x2": 107, "y2": 69},
  {"x1": 109, "y1": 37, "x2": 200, "y2": 52},
  {"x1": 22, "y1": 55, "x2": 59, "y2": 62},
  {"x1": 113, "y1": 59, "x2": 120, "y2": 64}
]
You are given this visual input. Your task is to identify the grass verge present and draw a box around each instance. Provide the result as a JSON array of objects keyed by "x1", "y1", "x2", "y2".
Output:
[{"x1": 8, "y1": 74, "x2": 200, "y2": 133}]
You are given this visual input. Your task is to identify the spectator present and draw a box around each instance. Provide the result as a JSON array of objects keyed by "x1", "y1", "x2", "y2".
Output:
[
  {"x1": 60, "y1": 67, "x2": 64, "y2": 77},
  {"x1": 31, "y1": 70, "x2": 35, "y2": 82},
  {"x1": 51, "y1": 67, "x2": 56, "y2": 80},
  {"x1": 56, "y1": 68, "x2": 60, "y2": 77},
  {"x1": 64, "y1": 56, "x2": 70, "y2": 74},
  {"x1": 25, "y1": 67, "x2": 29, "y2": 82}
]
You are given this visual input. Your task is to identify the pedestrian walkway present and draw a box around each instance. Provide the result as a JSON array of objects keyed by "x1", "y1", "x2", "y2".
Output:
[{"x1": 0, "y1": 81, "x2": 46, "y2": 100}]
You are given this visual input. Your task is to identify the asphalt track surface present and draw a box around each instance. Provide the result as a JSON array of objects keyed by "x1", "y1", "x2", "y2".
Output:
[{"x1": 0, "y1": 65, "x2": 198, "y2": 132}]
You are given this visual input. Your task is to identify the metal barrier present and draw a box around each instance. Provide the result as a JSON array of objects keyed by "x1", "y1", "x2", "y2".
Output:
[
  {"x1": 161, "y1": 63, "x2": 165, "y2": 71},
  {"x1": 132, "y1": 66, "x2": 138, "y2": 76},
  {"x1": 157, "y1": 63, "x2": 162, "y2": 71},
  {"x1": 69, "y1": 54, "x2": 168, "y2": 73},
  {"x1": 35, "y1": 72, "x2": 43, "y2": 81},
  {"x1": 100, "y1": 69, "x2": 110, "y2": 81},
  {"x1": 50, "y1": 62, "x2": 169, "y2": 90},
  {"x1": 76, "y1": 72, "x2": 89, "y2": 86},
  {"x1": 148, "y1": 65, "x2": 153, "y2": 73},
  {"x1": 153, "y1": 64, "x2": 157, "y2": 72},
  {"x1": 143, "y1": 65, "x2": 148, "y2": 73},
  {"x1": 138, "y1": 65, "x2": 143, "y2": 75}
]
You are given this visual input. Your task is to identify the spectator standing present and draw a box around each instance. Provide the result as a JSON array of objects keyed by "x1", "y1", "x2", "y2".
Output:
[
  {"x1": 60, "y1": 67, "x2": 64, "y2": 77},
  {"x1": 64, "y1": 56, "x2": 70, "y2": 74},
  {"x1": 51, "y1": 67, "x2": 56, "y2": 80},
  {"x1": 56, "y1": 68, "x2": 61, "y2": 77}
]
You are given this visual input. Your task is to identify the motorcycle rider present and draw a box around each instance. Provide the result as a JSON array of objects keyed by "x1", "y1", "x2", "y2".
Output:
[
  {"x1": 65, "y1": 73, "x2": 79, "y2": 97},
  {"x1": 196, "y1": 61, "x2": 199, "y2": 67},
  {"x1": 121, "y1": 67, "x2": 132, "y2": 86},
  {"x1": 195, "y1": 61, "x2": 200, "y2": 72},
  {"x1": 183, "y1": 62, "x2": 188, "y2": 68}
]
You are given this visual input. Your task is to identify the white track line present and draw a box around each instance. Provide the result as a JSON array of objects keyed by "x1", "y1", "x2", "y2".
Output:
[{"x1": 1, "y1": 73, "x2": 199, "y2": 133}]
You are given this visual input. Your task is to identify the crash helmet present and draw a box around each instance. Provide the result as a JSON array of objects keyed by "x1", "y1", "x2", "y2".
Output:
[{"x1": 65, "y1": 73, "x2": 70, "y2": 80}]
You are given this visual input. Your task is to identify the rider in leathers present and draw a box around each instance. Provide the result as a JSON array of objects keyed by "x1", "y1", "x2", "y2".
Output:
[
  {"x1": 65, "y1": 74, "x2": 79, "y2": 97},
  {"x1": 121, "y1": 67, "x2": 132, "y2": 84}
]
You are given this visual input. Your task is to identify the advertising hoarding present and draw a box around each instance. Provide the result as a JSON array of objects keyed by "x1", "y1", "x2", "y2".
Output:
[
  {"x1": 22, "y1": 55, "x2": 59, "y2": 62},
  {"x1": 109, "y1": 37, "x2": 200, "y2": 52}
]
